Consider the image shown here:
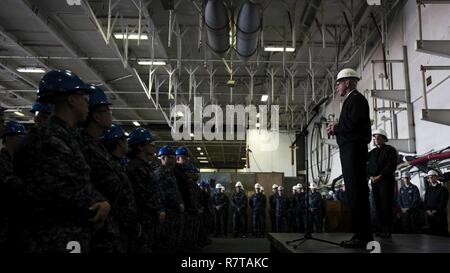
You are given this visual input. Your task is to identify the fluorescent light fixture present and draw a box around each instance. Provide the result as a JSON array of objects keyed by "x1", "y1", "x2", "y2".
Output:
[
  {"x1": 197, "y1": 147, "x2": 201, "y2": 151},
  {"x1": 261, "y1": 95, "x2": 269, "y2": 102},
  {"x1": 137, "y1": 60, "x2": 166, "y2": 66},
  {"x1": 241, "y1": 157, "x2": 246, "y2": 160},
  {"x1": 197, "y1": 157, "x2": 207, "y2": 160},
  {"x1": 256, "y1": 113, "x2": 260, "y2": 118},
  {"x1": 256, "y1": 123, "x2": 260, "y2": 128},
  {"x1": 14, "y1": 111, "x2": 24, "y2": 117},
  {"x1": 190, "y1": 133, "x2": 194, "y2": 137},
  {"x1": 16, "y1": 67, "x2": 45, "y2": 73},
  {"x1": 264, "y1": 46, "x2": 295, "y2": 52},
  {"x1": 200, "y1": 160, "x2": 209, "y2": 163},
  {"x1": 176, "y1": 111, "x2": 184, "y2": 117},
  {"x1": 133, "y1": 121, "x2": 140, "y2": 126},
  {"x1": 200, "y1": 152, "x2": 204, "y2": 155},
  {"x1": 114, "y1": 33, "x2": 148, "y2": 40}
]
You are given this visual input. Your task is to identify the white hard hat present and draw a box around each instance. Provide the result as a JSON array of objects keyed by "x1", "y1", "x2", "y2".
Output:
[
  {"x1": 336, "y1": 68, "x2": 360, "y2": 82},
  {"x1": 293, "y1": 185, "x2": 299, "y2": 190},
  {"x1": 401, "y1": 172, "x2": 410, "y2": 179},
  {"x1": 278, "y1": 186, "x2": 284, "y2": 191},
  {"x1": 272, "y1": 184, "x2": 278, "y2": 189},
  {"x1": 254, "y1": 183, "x2": 262, "y2": 189},
  {"x1": 309, "y1": 183, "x2": 318, "y2": 189},
  {"x1": 235, "y1": 181, "x2": 243, "y2": 187},
  {"x1": 297, "y1": 183, "x2": 303, "y2": 189},
  {"x1": 328, "y1": 190, "x2": 334, "y2": 195},
  {"x1": 427, "y1": 170, "x2": 439, "y2": 176},
  {"x1": 372, "y1": 128, "x2": 388, "y2": 141},
  {"x1": 260, "y1": 186, "x2": 264, "y2": 191},
  {"x1": 216, "y1": 183, "x2": 223, "y2": 189}
]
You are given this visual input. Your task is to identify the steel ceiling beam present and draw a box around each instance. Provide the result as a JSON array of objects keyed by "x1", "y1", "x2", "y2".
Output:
[
  {"x1": 18, "y1": 0, "x2": 143, "y2": 122},
  {"x1": 80, "y1": 0, "x2": 172, "y2": 125}
]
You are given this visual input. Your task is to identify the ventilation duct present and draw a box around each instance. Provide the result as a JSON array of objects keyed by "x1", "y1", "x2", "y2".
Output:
[
  {"x1": 204, "y1": 0, "x2": 230, "y2": 57},
  {"x1": 235, "y1": 0, "x2": 261, "y2": 61}
]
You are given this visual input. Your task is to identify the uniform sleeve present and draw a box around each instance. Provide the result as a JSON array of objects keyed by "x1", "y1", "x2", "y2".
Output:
[
  {"x1": 34, "y1": 137, "x2": 106, "y2": 214},
  {"x1": 249, "y1": 195, "x2": 254, "y2": 209},
  {"x1": 231, "y1": 194, "x2": 237, "y2": 208},
  {"x1": 117, "y1": 179, "x2": 139, "y2": 232},
  {"x1": 242, "y1": 194, "x2": 248, "y2": 209},
  {"x1": 335, "y1": 96, "x2": 370, "y2": 135},
  {"x1": 412, "y1": 187, "x2": 420, "y2": 208},
  {"x1": 174, "y1": 181, "x2": 184, "y2": 207},
  {"x1": 380, "y1": 147, "x2": 398, "y2": 178},
  {"x1": 439, "y1": 188, "x2": 449, "y2": 211},
  {"x1": 127, "y1": 166, "x2": 162, "y2": 214},
  {"x1": 0, "y1": 160, "x2": 23, "y2": 204},
  {"x1": 397, "y1": 189, "x2": 405, "y2": 208}
]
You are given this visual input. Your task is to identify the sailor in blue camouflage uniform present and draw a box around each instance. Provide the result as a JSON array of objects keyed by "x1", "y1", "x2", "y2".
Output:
[
  {"x1": 198, "y1": 180, "x2": 214, "y2": 247},
  {"x1": 288, "y1": 185, "x2": 297, "y2": 232},
  {"x1": 13, "y1": 69, "x2": 111, "y2": 253},
  {"x1": 186, "y1": 163, "x2": 204, "y2": 251},
  {"x1": 307, "y1": 183, "x2": 324, "y2": 233},
  {"x1": 289, "y1": 185, "x2": 304, "y2": 232},
  {"x1": 231, "y1": 181, "x2": 248, "y2": 238},
  {"x1": 101, "y1": 123, "x2": 140, "y2": 252},
  {"x1": 424, "y1": 170, "x2": 449, "y2": 237},
  {"x1": 275, "y1": 186, "x2": 289, "y2": 232},
  {"x1": 0, "y1": 121, "x2": 26, "y2": 252},
  {"x1": 398, "y1": 172, "x2": 421, "y2": 233},
  {"x1": 249, "y1": 183, "x2": 266, "y2": 237},
  {"x1": 126, "y1": 127, "x2": 165, "y2": 252},
  {"x1": 297, "y1": 184, "x2": 306, "y2": 232},
  {"x1": 174, "y1": 147, "x2": 202, "y2": 252},
  {"x1": 212, "y1": 184, "x2": 229, "y2": 237},
  {"x1": 269, "y1": 184, "x2": 278, "y2": 232},
  {"x1": 78, "y1": 85, "x2": 129, "y2": 252},
  {"x1": 154, "y1": 145, "x2": 185, "y2": 253}
]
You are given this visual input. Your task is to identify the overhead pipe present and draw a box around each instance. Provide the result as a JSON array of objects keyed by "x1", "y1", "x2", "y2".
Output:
[
  {"x1": 204, "y1": 0, "x2": 230, "y2": 57},
  {"x1": 408, "y1": 151, "x2": 450, "y2": 166},
  {"x1": 235, "y1": 0, "x2": 261, "y2": 61}
]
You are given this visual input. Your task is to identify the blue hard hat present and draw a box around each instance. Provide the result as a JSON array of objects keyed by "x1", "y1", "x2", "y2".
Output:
[
  {"x1": 3, "y1": 120, "x2": 26, "y2": 137},
  {"x1": 30, "y1": 102, "x2": 51, "y2": 114},
  {"x1": 127, "y1": 127, "x2": 155, "y2": 147},
  {"x1": 88, "y1": 84, "x2": 112, "y2": 108},
  {"x1": 103, "y1": 123, "x2": 126, "y2": 141},
  {"x1": 175, "y1": 146, "x2": 189, "y2": 156},
  {"x1": 158, "y1": 145, "x2": 175, "y2": 157},
  {"x1": 37, "y1": 69, "x2": 93, "y2": 102}
]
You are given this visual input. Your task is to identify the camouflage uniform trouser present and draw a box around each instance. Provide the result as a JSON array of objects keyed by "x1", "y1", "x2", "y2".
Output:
[
  {"x1": 252, "y1": 210, "x2": 265, "y2": 235},
  {"x1": 154, "y1": 211, "x2": 184, "y2": 252},
  {"x1": 214, "y1": 209, "x2": 228, "y2": 236},
  {"x1": 305, "y1": 211, "x2": 323, "y2": 233},
  {"x1": 232, "y1": 211, "x2": 247, "y2": 236},
  {"x1": 90, "y1": 218, "x2": 124, "y2": 253},
  {"x1": 132, "y1": 219, "x2": 155, "y2": 253},
  {"x1": 183, "y1": 213, "x2": 200, "y2": 250},
  {"x1": 275, "y1": 215, "x2": 288, "y2": 233},
  {"x1": 199, "y1": 212, "x2": 213, "y2": 245}
]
